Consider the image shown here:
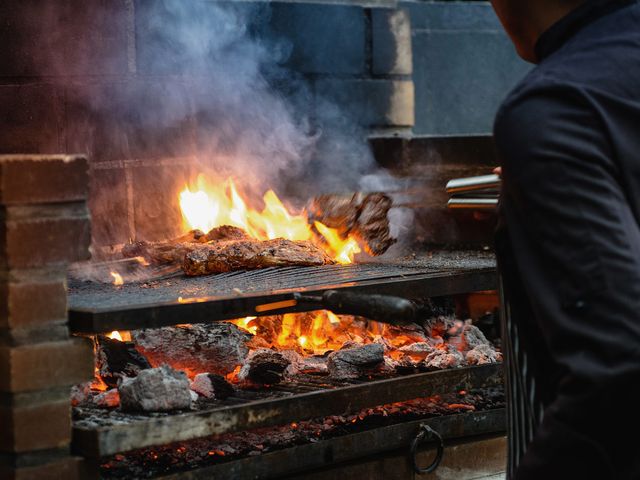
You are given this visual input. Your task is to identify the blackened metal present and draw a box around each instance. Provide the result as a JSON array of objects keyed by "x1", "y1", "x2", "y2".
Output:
[
  {"x1": 294, "y1": 290, "x2": 417, "y2": 325},
  {"x1": 411, "y1": 423, "x2": 444, "y2": 474},
  {"x1": 155, "y1": 409, "x2": 505, "y2": 480},
  {"x1": 72, "y1": 364, "x2": 502, "y2": 458},
  {"x1": 68, "y1": 253, "x2": 497, "y2": 334}
]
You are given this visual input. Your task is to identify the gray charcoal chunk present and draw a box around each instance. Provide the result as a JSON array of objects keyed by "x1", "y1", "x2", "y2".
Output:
[
  {"x1": 119, "y1": 366, "x2": 192, "y2": 412},
  {"x1": 327, "y1": 343, "x2": 384, "y2": 379}
]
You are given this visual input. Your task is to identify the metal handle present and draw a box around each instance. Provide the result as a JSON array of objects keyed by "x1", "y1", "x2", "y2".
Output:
[
  {"x1": 410, "y1": 423, "x2": 444, "y2": 475},
  {"x1": 447, "y1": 197, "x2": 498, "y2": 210},
  {"x1": 445, "y1": 174, "x2": 501, "y2": 194},
  {"x1": 293, "y1": 290, "x2": 417, "y2": 325}
]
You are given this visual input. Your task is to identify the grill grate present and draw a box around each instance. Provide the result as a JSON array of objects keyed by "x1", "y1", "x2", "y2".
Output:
[{"x1": 68, "y1": 251, "x2": 496, "y2": 334}]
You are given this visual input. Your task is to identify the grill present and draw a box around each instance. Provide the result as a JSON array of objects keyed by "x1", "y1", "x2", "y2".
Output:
[
  {"x1": 68, "y1": 251, "x2": 497, "y2": 333},
  {"x1": 64, "y1": 135, "x2": 504, "y2": 478}
]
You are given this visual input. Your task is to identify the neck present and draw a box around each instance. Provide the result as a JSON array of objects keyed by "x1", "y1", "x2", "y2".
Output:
[{"x1": 518, "y1": 1, "x2": 585, "y2": 61}]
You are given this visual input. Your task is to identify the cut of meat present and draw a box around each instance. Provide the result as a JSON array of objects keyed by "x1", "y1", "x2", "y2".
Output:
[
  {"x1": 307, "y1": 192, "x2": 396, "y2": 256},
  {"x1": 183, "y1": 238, "x2": 334, "y2": 276}
]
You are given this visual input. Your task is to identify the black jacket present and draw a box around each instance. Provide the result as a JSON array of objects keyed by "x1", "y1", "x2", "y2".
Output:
[{"x1": 494, "y1": 1, "x2": 640, "y2": 478}]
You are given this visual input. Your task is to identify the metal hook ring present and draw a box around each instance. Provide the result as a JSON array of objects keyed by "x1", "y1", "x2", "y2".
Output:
[{"x1": 410, "y1": 423, "x2": 444, "y2": 474}]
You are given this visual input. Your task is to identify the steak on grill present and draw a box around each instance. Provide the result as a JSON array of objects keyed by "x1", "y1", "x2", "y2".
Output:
[{"x1": 183, "y1": 238, "x2": 334, "y2": 276}]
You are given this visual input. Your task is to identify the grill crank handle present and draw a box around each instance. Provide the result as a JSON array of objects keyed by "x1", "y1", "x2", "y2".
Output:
[{"x1": 293, "y1": 290, "x2": 417, "y2": 325}]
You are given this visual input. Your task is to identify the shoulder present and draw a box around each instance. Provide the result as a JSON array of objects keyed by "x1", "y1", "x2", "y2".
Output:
[{"x1": 493, "y1": 73, "x2": 598, "y2": 164}]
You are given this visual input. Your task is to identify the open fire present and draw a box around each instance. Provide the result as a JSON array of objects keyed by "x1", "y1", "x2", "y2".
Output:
[
  {"x1": 80, "y1": 309, "x2": 501, "y2": 410},
  {"x1": 179, "y1": 175, "x2": 361, "y2": 265}
]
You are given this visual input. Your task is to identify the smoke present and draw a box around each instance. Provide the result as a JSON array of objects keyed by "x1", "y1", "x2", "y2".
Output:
[{"x1": 43, "y1": 0, "x2": 412, "y2": 245}]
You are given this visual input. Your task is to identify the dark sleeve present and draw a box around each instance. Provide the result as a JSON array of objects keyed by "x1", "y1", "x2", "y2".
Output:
[{"x1": 494, "y1": 84, "x2": 640, "y2": 478}]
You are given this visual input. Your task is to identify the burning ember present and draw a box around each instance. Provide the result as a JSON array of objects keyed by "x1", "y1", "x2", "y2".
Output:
[
  {"x1": 79, "y1": 311, "x2": 501, "y2": 410},
  {"x1": 179, "y1": 175, "x2": 361, "y2": 264},
  {"x1": 110, "y1": 272, "x2": 124, "y2": 286}
]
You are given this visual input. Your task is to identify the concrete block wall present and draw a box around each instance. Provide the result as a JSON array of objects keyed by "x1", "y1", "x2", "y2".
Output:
[{"x1": 403, "y1": 1, "x2": 531, "y2": 135}]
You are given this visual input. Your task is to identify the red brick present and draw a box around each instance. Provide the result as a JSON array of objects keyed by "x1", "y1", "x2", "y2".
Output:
[
  {"x1": 0, "y1": 85, "x2": 63, "y2": 155},
  {"x1": 0, "y1": 279, "x2": 67, "y2": 330},
  {"x1": 0, "y1": 456, "x2": 92, "y2": 480},
  {"x1": 0, "y1": 205, "x2": 91, "y2": 269},
  {"x1": 0, "y1": 155, "x2": 88, "y2": 205},
  {"x1": 0, "y1": 338, "x2": 93, "y2": 393},
  {"x1": 0, "y1": 400, "x2": 70, "y2": 453}
]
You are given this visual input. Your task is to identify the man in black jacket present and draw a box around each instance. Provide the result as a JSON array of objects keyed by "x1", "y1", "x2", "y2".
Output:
[{"x1": 490, "y1": 0, "x2": 640, "y2": 478}]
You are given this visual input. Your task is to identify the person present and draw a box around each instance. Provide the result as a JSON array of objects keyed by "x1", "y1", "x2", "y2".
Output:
[{"x1": 488, "y1": 0, "x2": 640, "y2": 478}]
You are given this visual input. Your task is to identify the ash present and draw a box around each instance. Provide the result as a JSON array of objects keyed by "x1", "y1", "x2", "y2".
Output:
[{"x1": 99, "y1": 386, "x2": 504, "y2": 479}]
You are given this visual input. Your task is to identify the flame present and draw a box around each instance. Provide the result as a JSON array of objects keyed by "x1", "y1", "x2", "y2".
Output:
[
  {"x1": 106, "y1": 330, "x2": 132, "y2": 342},
  {"x1": 231, "y1": 316, "x2": 258, "y2": 335},
  {"x1": 108, "y1": 331, "x2": 122, "y2": 341},
  {"x1": 110, "y1": 271, "x2": 124, "y2": 286},
  {"x1": 179, "y1": 175, "x2": 360, "y2": 264}
]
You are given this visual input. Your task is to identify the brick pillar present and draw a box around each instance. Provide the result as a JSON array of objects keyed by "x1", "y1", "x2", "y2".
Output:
[{"x1": 0, "y1": 155, "x2": 95, "y2": 479}]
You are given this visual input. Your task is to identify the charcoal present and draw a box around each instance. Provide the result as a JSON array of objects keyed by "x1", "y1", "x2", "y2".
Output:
[
  {"x1": 93, "y1": 388, "x2": 120, "y2": 408},
  {"x1": 119, "y1": 366, "x2": 192, "y2": 412},
  {"x1": 190, "y1": 373, "x2": 235, "y2": 399},
  {"x1": 399, "y1": 342, "x2": 434, "y2": 360},
  {"x1": 132, "y1": 323, "x2": 251, "y2": 376},
  {"x1": 71, "y1": 382, "x2": 92, "y2": 407},
  {"x1": 239, "y1": 349, "x2": 291, "y2": 384},
  {"x1": 466, "y1": 344, "x2": 503, "y2": 365},
  {"x1": 183, "y1": 238, "x2": 334, "y2": 276},
  {"x1": 327, "y1": 343, "x2": 384, "y2": 379},
  {"x1": 422, "y1": 346, "x2": 464, "y2": 370},
  {"x1": 462, "y1": 323, "x2": 491, "y2": 349},
  {"x1": 96, "y1": 337, "x2": 151, "y2": 388}
]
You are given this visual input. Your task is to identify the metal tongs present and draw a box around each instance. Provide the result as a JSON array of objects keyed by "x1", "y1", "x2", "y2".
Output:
[{"x1": 445, "y1": 173, "x2": 500, "y2": 210}]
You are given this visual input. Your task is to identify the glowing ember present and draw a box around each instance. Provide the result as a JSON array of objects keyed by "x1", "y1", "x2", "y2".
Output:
[
  {"x1": 179, "y1": 175, "x2": 361, "y2": 264},
  {"x1": 110, "y1": 271, "x2": 124, "y2": 286},
  {"x1": 106, "y1": 330, "x2": 132, "y2": 342},
  {"x1": 108, "y1": 330, "x2": 123, "y2": 341}
]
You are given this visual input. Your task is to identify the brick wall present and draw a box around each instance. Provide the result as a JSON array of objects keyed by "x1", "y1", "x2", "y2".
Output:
[{"x1": 0, "y1": 155, "x2": 95, "y2": 479}]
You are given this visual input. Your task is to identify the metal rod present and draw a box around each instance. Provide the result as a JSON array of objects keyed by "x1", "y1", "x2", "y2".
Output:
[
  {"x1": 445, "y1": 174, "x2": 501, "y2": 194},
  {"x1": 447, "y1": 198, "x2": 499, "y2": 210}
]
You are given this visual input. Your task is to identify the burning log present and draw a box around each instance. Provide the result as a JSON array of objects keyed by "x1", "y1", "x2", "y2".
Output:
[
  {"x1": 95, "y1": 337, "x2": 152, "y2": 388},
  {"x1": 327, "y1": 343, "x2": 384, "y2": 380},
  {"x1": 308, "y1": 192, "x2": 396, "y2": 256},
  {"x1": 183, "y1": 238, "x2": 334, "y2": 276},
  {"x1": 190, "y1": 373, "x2": 235, "y2": 400},
  {"x1": 119, "y1": 366, "x2": 192, "y2": 412},
  {"x1": 238, "y1": 348, "x2": 291, "y2": 384},
  {"x1": 132, "y1": 323, "x2": 251, "y2": 376}
]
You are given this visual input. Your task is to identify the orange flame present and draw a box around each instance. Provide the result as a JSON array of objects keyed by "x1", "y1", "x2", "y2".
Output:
[
  {"x1": 179, "y1": 175, "x2": 360, "y2": 264},
  {"x1": 110, "y1": 272, "x2": 124, "y2": 286}
]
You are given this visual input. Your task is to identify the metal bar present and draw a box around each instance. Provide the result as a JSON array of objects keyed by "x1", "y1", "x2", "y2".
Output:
[
  {"x1": 156, "y1": 409, "x2": 506, "y2": 480},
  {"x1": 71, "y1": 364, "x2": 503, "y2": 458},
  {"x1": 69, "y1": 268, "x2": 498, "y2": 334}
]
